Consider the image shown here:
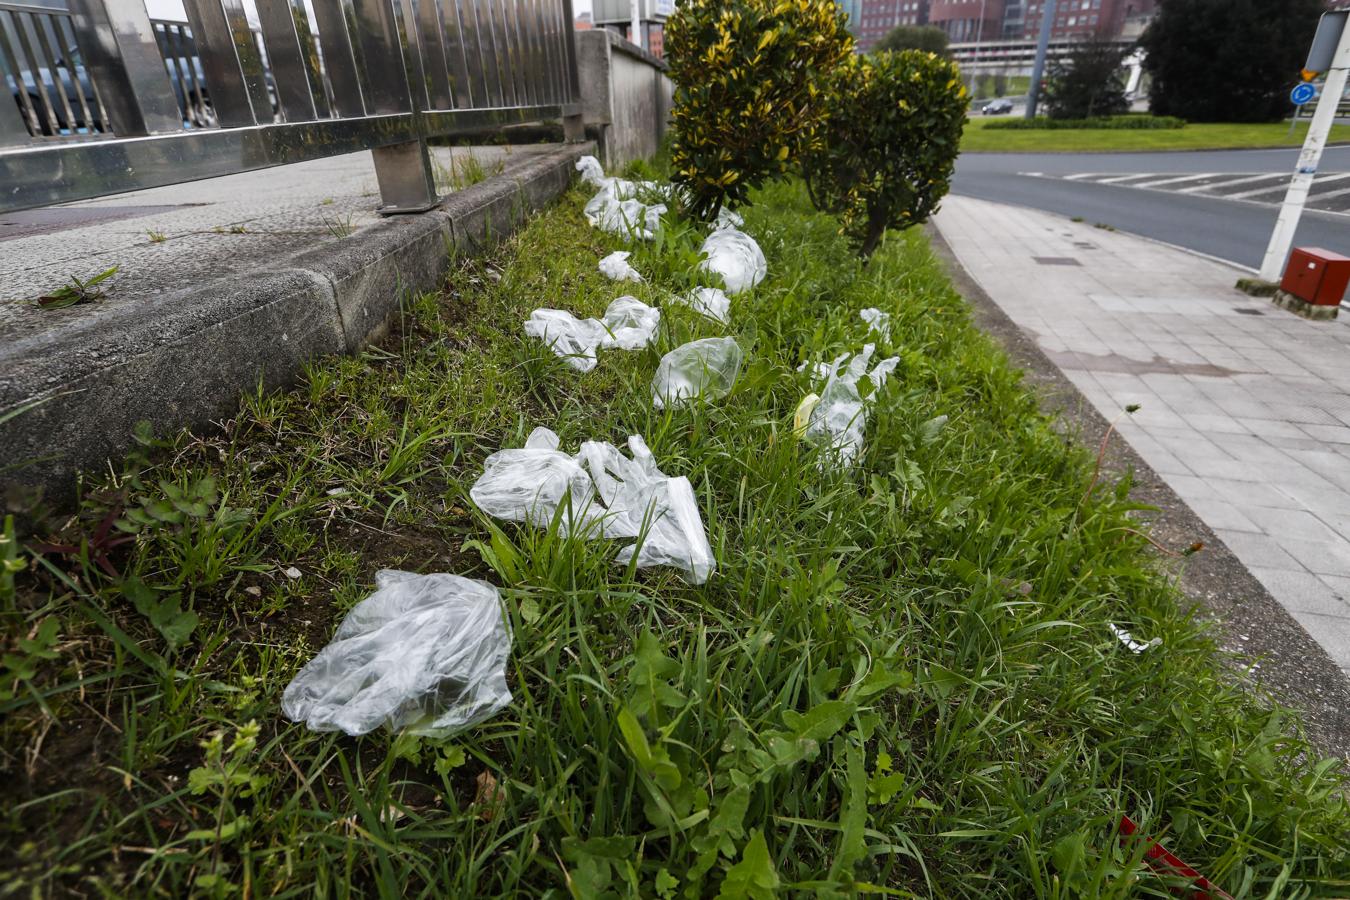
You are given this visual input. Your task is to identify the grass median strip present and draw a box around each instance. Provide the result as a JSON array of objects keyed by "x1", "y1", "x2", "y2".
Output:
[
  {"x1": 4, "y1": 174, "x2": 1348, "y2": 897},
  {"x1": 962, "y1": 117, "x2": 1350, "y2": 153}
]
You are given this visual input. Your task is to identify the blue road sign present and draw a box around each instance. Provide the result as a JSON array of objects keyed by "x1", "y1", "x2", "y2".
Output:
[{"x1": 1291, "y1": 82, "x2": 1317, "y2": 105}]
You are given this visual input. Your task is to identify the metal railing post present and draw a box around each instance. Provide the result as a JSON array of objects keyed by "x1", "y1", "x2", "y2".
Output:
[
  {"x1": 371, "y1": 0, "x2": 439, "y2": 213},
  {"x1": 560, "y1": 0, "x2": 583, "y2": 140},
  {"x1": 182, "y1": 0, "x2": 272, "y2": 125},
  {"x1": 67, "y1": 0, "x2": 184, "y2": 133}
]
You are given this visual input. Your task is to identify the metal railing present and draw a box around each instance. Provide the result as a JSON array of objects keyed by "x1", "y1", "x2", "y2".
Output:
[{"x1": 0, "y1": 0, "x2": 581, "y2": 214}]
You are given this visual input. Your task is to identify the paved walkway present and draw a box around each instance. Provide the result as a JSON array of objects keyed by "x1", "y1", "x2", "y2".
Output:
[
  {"x1": 935, "y1": 196, "x2": 1350, "y2": 675},
  {"x1": 0, "y1": 143, "x2": 555, "y2": 322}
]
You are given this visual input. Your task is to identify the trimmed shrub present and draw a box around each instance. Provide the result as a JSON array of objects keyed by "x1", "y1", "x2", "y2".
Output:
[
  {"x1": 984, "y1": 115, "x2": 1186, "y2": 131},
  {"x1": 665, "y1": 0, "x2": 853, "y2": 220},
  {"x1": 803, "y1": 50, "x2": 967, "y2": 258},
  {"x1": 1043, "y1": 38, "x2": 1130, "y2": 120}
]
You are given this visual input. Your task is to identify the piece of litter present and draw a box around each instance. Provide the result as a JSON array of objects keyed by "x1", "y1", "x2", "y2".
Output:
[
  {"x1": 794, "y1": 393, "x2": 820, "y2": 435},
  {"x1": 716, "y1": 207, "x2": 745, "y2": 229},
  {"x1": 599, "y1": 250, "x2": 643, "y2": 283},
  {"x1": 1109, "y1": 623, "x2": 1161, "y2": 653},
  {"x1": 326, "y1": 487, "x2": 348, "y2": 497},
  {"x1": 469, "y1": 427, "x2": 595, "y2": 531},
  {"x1": 284, "y1": 566, "x2": 302, "y2": 579},
  {"x1": 471, "y1": 429, "x2": 715, "y2": 583},
  {"x1": 576, "y1": 156, "x2": 668, "y2": 241},
  {"x1": 244, "y1": 585, "x2": 262, "y2": 597},
  {"x1": 524, "y1": 296, "x2": 660, "y2": 371},
  {"x1": 652, "y1": 337, "x2": 743, "y2": 409},
  {"x1": 281, "y1": 570, "x2": 512, "y2": 737},
  {"x1": 669, "y1": 286, "x2": 731, "y2": 324},
  {"x1": 860, "y1": 308, "x2": 892, "y2": 341},
  {"x1": 698, "y1": 226, "x2": 766, "y2": 295},
  {"x1": 801, "y1": 344, "x2": 900, "y2": 468}
]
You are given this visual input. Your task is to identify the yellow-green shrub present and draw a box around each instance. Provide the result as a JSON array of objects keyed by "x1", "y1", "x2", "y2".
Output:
[
  {"x1": 665, "y1": 0, "x2": 853, "y2": 220},
  {"x1": 804, "y1": 51, "x2": 968, "y2": 258}
]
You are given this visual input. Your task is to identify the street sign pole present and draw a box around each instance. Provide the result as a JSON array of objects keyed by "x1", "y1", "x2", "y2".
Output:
[
  {"x1": 1025, "y1": 0, "x2": 1057, "y2": 118},
  {"x1": 1259, "y1": 13, "x2": 1350, "y2": 282}
]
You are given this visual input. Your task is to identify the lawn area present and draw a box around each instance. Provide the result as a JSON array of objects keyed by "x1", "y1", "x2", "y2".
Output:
[
  {"x1": 962, "y1": 117, "x2": 1350, "y2": 152},
  {"x1": 3, "y1": 171, "x2": 1349, "y2": 897}
]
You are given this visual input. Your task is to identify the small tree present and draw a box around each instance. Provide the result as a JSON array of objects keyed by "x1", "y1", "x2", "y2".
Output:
[
  {"x1": 803, "y1": 50, "x2": 968, "y2": 259},
  {"x1": 1141, "y1": 0, "x2": 1323, "y2": 123},
  {"x1": 1043, "y1": 37, "x2": 1130, "y2": 120},
  {"x1": 665, "y1": 0, "x2": 853, "y2": 220},
  {"x1": 873, "y1": 24, "x2": 949, "y2": 56}
]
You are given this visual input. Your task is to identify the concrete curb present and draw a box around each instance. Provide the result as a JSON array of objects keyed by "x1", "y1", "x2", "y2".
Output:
[
  {"x1": 927, "y1": 224, "x2": 1350, "y2": 760},
  {"x1": 0, "y1": 142, "x2": 592, "y2": 506}
]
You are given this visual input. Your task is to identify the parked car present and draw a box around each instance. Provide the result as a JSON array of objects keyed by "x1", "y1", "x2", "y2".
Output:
[
  {"x1": 982, "y1": 98, "x2": 1014, "y2": 115},
  {"x1": 7, "y1": 32, "x2": 277, "y2": 137}
]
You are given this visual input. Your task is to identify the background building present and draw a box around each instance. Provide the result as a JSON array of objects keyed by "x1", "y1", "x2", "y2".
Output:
[
  {"x1": 843, "y1": 0, "x2": 1155, "y2": 53},
  {"x1": 927, "y1": 0, "x2": 1005, "y2": 43},
  {"x1": 846, "y1": 0, "x2": 932, "y2": 53}
]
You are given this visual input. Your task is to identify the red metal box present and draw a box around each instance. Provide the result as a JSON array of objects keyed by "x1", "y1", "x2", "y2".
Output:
[{"x1": 1281, "y1": 247, "x2": 1350, "y2": 307}]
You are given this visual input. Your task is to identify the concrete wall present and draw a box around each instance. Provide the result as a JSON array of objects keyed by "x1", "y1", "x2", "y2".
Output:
[{"x1": 577, "y1": 29, "x2": 674, "y2": 167}]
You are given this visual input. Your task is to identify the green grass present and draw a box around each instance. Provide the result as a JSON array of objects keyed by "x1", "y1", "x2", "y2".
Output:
[
  {"x1": 962, "y1": 117, "x2": 1350, "y2": 152},
  {"x1": 3, "y1": 174, "x2": 1349, "y2": 898}
]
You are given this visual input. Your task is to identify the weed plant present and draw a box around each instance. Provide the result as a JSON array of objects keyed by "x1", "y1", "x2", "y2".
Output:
[{"x1": 2, "y1": 178, "x2": 1347, "y2": 897}]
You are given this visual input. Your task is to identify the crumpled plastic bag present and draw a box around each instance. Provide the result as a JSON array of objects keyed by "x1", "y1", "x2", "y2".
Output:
[
  {"x1": 469, "y1": 427, "x2": 596, "y2": 530},
  {"x1": 716, "y1": 207, "x2": 745, "y2": 229},
  {"x1": 802, "y1": 343, "x2": 899, "y2": 467},
  {"x1": 652, "y1": 337, "x2": 743, "y2": 409},
  {"x1": 524, "y1": 296, "x2": 660, "y2": 371},
  {"x1": 860, "y1": 308, "x2": 892, "y2": 341},
  {"x1": 698, "y1": 226, "x2": 766, "y2": 295},
  {"x1": 1109, "y1": 623, "x2": 1161, "y2": 653},
  {"x1": 281, "y1": 570, "x2": 512, "y2": 737},
  {"x1": 599, "y1": 251, "x2": 643, "y2": 283},
  {"x1": 471, "y1": 430, "x2": 715, "y2": 583},
  {"x1": 576, "y1": 156, "x2": 668, "y2": 241},
  {"x1": 669, "y1": 286, "x2": 731, "y2": 324}
]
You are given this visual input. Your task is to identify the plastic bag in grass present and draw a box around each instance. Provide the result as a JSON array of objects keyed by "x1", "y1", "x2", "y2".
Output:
[
  {"x1": 599, "y1": 251, "x2": 643, "y2": 283},
  {"x1": 281, "y1": 570, "x2": 512, "y2": 737},
  {"x1": 524, "y1": 297, "x2": 659, "y2": 371},
  {"x1": 803, "y1": 344, "x2": 899, "y2": 467},
  {"x1": 577, "y1": 157, "x2": 668, "y2": 241},
  {"x1": 469, "y1": 427, "x2": 596, "y2": 531},
  {"x1": 575, "y1": 436, "x2": 715, "y2": 583},
  {"x1": 698, "y1": 227, "x2": 766, "y2": 295},
  {"x1": 670, "y1": 286, "x2": 731, "y2": 324},
  {"x1": 652, "y1": 337, "x2": 743, "y2": 409},
  {"x1": 860, "y1": 308, "x2": 892, "y2": 341}
]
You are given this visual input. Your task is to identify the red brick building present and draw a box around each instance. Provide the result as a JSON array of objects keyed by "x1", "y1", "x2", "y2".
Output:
[
  {"x1": 1019, "y1": 0, "x2": 1156, "y2": 41},
  {"x1": 927, "y1": 0, "x2": 1005, "y2": 44},
  {"x1": 847, "y1": 0, "x2": 932, "y2": 53}
]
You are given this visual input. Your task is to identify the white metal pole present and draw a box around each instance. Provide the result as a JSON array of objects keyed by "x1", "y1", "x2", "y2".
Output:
[
  {"x1": 1259, "y1": 21, "x2": 1350, "y2": 282},
  {"x1": 631, "y1": 0, "x2": 643, "y2": 49},
  {"x1": 1026, "y1": 0, "x2": 1057, "y2": 117}
]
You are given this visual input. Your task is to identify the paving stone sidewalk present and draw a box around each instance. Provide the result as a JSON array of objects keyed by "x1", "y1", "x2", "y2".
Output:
[{"x1": 934, "y1": 195, "x2": 1350, "y2": 675}]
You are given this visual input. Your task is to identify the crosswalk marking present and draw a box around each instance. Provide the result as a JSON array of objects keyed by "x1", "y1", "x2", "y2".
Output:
[
  {"x1": 1129, "y1": 173, "x2": 1222, "y2": 189},
  {"x1": 1176, "y1": 173, "x2": 1286, "y2": 193}
]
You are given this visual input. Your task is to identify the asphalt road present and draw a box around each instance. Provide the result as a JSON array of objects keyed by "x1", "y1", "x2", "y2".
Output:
[{"x1": 952, "y1": 146, "x2": 1350, "y2": 269}]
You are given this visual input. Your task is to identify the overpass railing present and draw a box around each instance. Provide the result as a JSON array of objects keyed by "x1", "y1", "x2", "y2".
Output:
[{"x1": 0, "y1": 0, "x2": 582, "y2": 214}]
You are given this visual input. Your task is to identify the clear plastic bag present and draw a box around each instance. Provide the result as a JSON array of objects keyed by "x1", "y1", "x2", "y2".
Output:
[
  {"x1": 698, "y1": 226, "x2": 766, "y2": 295},
  {"x1": 281, "y1": 570, "x2": 513, "y2": 737},
  {"x1": 524, "y1": 297, "x2": 659, "y2": 370},
  {"x1": 577, "y1": 157, "x2": 668, "y2": 241},
  {"x1": 860, "y1": 308, "x2": 892, "y2": 341},
  {"x1": 669, "y1": 286, "x2": 731, "y2": 324},
  {"x1": 652, "y1": 337, "x2": 743, "y2": 409},
  {"x1": 471, "y1": 430, "x2": 716, "y2": 583},
  {"x1": 599, "y1": 250, "x2": 643, "y2": 283},
  {"x1": 803, "y1": 344, "x2": 899, "y2": 468},
  {"x1": 469, "y1": 427, "x2": 596, "y2": 531}
]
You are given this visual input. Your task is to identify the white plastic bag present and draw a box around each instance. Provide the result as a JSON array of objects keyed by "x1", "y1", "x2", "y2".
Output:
[
  {"x1": 524, "y1": 297, "x2": 659, "y2": 370},
  {"x1": 469, "y1": 427, "x2": 596, "y2": 530},
  {"x1": 577, "y1": 157, "x2": 668, "y2": 241},
  {"x1": 652, "y1": 337, "x2": 743, "y2": 409},
  {"x1": 670, "y1": 286, "x2": 731, "y2": 324},
  {"x1": 524, "y1": 309, "x2": 610, "y2": 372},
  {"x1": 860, "y1": 308, "x2": 892, "y2": 341},
  {"x1": 803, "y1": 344, "x2": 899, "y2": 468},
  {"x1": 600, "y1": 296, "x2": 661, "y2": 349},
  {"x1": 599, "y1": 251, "x2": 643, "y2": 283},
  {"x1": 281, "y1": 570, "x2": 512, "y2": 737},
  {"x1": 471, "y1": 430, "x2": 715, "y2": 583},
  {"x1": 1109, "y1": 623, "x2": 1161, "y2": 653},
  {"x1": 576, "y1": 155, "x2": 608, "y2": 188},
  {"x1": 716, "y1": 207, "x2": 745, "y2": 229},
  {"x1": 698, "y1": 226, "x2": 766, "y2": 295}
]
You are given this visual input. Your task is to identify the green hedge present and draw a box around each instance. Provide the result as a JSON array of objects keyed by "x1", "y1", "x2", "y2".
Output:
[{"x1": 984, "y1": 115, "x2": 1186, "y2": 130}]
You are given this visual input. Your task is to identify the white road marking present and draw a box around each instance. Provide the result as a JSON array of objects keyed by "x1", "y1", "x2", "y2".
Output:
[
  {"x1": 1129, "y1": 172, "x2": 1222, "y2": 189},
  {"x1": 1177, "y1": 173, "x2": 1287, "y2": 193}
]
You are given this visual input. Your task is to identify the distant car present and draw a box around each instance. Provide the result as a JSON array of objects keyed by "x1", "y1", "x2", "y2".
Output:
[{"x1": 982, "y1": 99, "x2": 1014, "y2": 115}]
